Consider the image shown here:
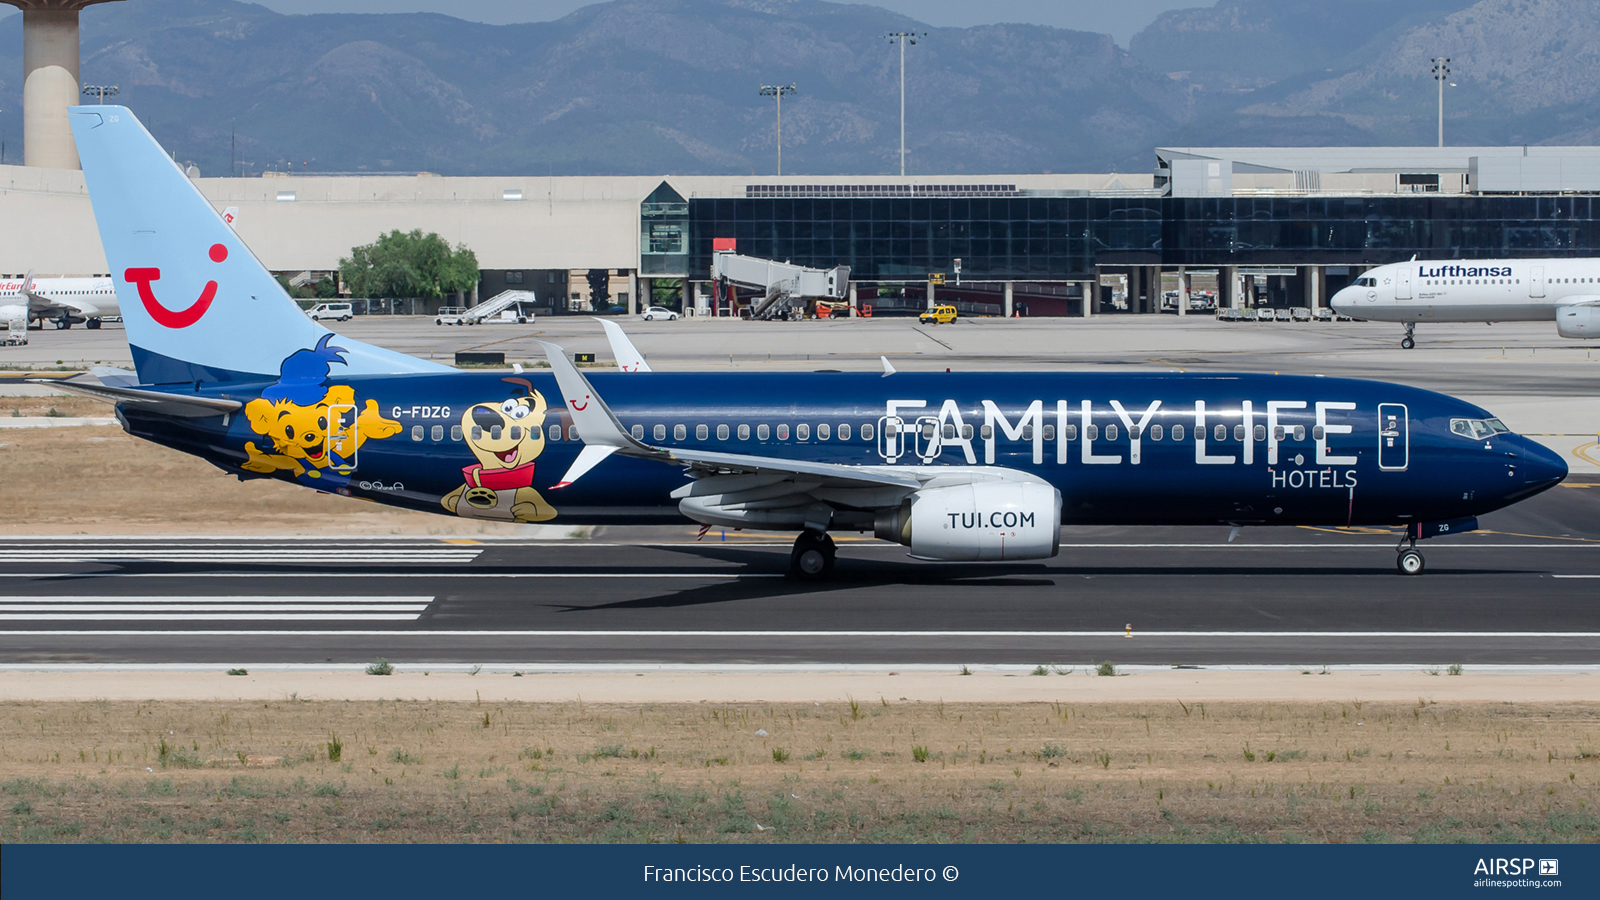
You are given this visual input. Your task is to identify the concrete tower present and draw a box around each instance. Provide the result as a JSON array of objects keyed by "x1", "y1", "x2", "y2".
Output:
[{"x1": 3, "y1": 0, "x2": 122, "y2": 169}]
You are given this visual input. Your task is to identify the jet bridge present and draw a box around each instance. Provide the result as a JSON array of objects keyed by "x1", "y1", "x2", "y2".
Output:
[{"x1": 712, "y1": 251, "x2": 849, "y2": 319}]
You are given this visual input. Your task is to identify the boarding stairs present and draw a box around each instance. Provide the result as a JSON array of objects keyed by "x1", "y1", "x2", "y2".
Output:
[{"x1": 462, "y1": 290, "x2": 538, "y2": 323}]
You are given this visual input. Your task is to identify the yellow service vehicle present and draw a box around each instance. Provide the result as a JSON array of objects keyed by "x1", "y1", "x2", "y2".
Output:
[{"x1": 919, "y1": 305, "x2": 958, "y2": 324}]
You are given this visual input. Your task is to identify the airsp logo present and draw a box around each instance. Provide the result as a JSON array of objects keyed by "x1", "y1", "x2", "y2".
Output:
[{"x1": 1473, "y1": 858, "x2": 1545, "y2": 876}]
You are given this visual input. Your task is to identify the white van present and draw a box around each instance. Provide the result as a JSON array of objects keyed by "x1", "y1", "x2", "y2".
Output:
[{"x1": 305, "y1": 302, "x2": 353, "y2": 322}]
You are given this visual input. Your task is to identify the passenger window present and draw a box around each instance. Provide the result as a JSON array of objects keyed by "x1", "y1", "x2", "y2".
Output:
[
  {"x1": 632, "y1": 424, "x2": 644, "y2": 440},
  {"x1": 838, "y1": 424, "x2": 850, "y2": 441},
  {"x1": 942, "y1": 423, "x2": 955, "y2": 439},
  {"x1": 1232, "y1": 424, "x2": 1244, "y2": 441},
  {"x1": 1293, "y1": 425, "x2": 1306, "y2": 441},
  {"x1": 1274, "y1": 425, "x2": 1286, "y2": 441},
  {"x1": 921, "y1": 422, "x2": 935, "y2": 439},
  {"x1": 1064, "y1": 424, "x2": 1078, "y2": 441},
  {"x1": 1128, "y1": 425, "x2": 1140, "y2": 440},
  {"x1": 1172, "y1": 424, "x2": 1185, "y2": 441},
  {"x1": 1254, "y1": 424, "x2": 1266, "y2": 441},
  {"x1": 411, "y1": 425, "x2": 423, "y2": 441},
  {"x1": 860, "y1": 423, "x2": 873, "y2": 441},
  {"x1": 490, "y1": 425, "x2": 502, "y2": 441},
  {"x1": 549, "y1": 424, "x2": 562, "y2": 442},
  {"x1": 797, "y1": 424, "x2": 810, "y2": 440},
  {"x1": 1043, "y1": 425, "x2": 1055, "y2": 441},
  {"x1": 654, "y1": 424, "x2": 666, "y2": 441},
  {"x1": 758, "y1": 424, "x2": 771, "y2": 440},
  {"x1": 980, "y1": 425, "x2": 993, "y2": 440},
  {"x1": 738, "y1": 424, "x2": 750, "y2": 440},
  {"x1": 431, "y1": 425, "x2": 443, "y2": 441},
  {"x1": 1150, "y1": 423, "x2": 1163, "y2": 441},
  {"x1": 450, "y1": 425, "x2": 463, "y2": 442},
  {"x1": 1209, "y1": 424, "x2": 1221, "y2": 441},
  {"x1": 1104, "y1": 424, "x2": 1117, "y2": 441},
  {"x1": 471, "y1": 426, "x2": 483, "y2": 441},
  {"x1": 716, "y1": 424, "x2": 729, "y2": 440},
  {"x1": 1022, "y1": 424, "x2": 1034, "y2": 440},
  {"x1": 696, "y1": 424, "x2": 709, "y2": 440},
  {"x1": 1085, "y1": 424, "x2": 1099, "y2": 441},
  {"x1": 961, "y1": 424, "x2": 973, "y2": 440},
  {"x1": 778, "y1": 424, "x2": 790, "y2": 440},
  {"x1": 1312, "y1": 425, "x2": 1325, "y2": 440},
  {"x1": 568, "y1": 426, "x2": 579, "y2": 441},
  {"x1": 674, "y1": 424, "x2": 686, "y2": 440},
  {"x1": 818, "y1": 423, "x2": 830, "y2": 440}
]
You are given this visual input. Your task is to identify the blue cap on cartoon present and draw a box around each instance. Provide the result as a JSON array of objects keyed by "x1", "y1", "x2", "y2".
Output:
[{"x1": 261, "y1": 334, "x2": 348, "y2": 405}]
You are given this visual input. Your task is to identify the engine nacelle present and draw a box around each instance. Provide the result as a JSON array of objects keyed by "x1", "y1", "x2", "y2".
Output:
[
  {"x1": 876, "y1": 482, "x2": 1061, "y2": 561},
  {"x1": 1557, "y1": 305, "x2": 1600, "y2": 339}
]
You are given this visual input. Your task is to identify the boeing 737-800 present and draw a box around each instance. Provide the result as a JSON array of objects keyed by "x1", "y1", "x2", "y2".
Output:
[
  {"x1": 46, "y1": 106, "x2": 1567, "y2": 578},
  {"x1": 1330, "y1": 257, "x2": 1600, "y2": 347}
]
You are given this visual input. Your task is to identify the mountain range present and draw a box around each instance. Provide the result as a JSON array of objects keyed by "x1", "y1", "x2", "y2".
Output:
[{"x1": 0, "y1": 0, "x2": 1592, "y2": 177}]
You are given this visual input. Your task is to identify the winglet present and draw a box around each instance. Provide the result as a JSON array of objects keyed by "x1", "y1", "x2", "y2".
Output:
[
  {"x1": 594, "y1": 318, "x2": 652, "y2": 372},
  {"x1": 880, "y1": 355, "x2": 896, "y2": 377},
  {"x1": 534, "y1": 340, "x2": 660, "y2": 487}
]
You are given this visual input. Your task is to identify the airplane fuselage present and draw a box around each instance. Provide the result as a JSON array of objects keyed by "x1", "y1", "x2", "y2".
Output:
[
  {"x1": 1331, "y1": 257, "x2": 1600, "y2": 325},
  {"x1": 123, "y1": 370, "x2": 1564, "y2": 530}
]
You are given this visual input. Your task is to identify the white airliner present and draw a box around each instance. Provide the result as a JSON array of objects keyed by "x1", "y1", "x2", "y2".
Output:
[
  {"x1": 1329, "y1": 258, "x2": 1600, "y2": 348},
  {"x1": 0, "y1": 271, "x2": 120, "y2": 329}
]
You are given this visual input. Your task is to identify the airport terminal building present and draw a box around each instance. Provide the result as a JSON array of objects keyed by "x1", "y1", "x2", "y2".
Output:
[{"x1": 7, "y1": 144, "x2": 1600, "y2": 317}]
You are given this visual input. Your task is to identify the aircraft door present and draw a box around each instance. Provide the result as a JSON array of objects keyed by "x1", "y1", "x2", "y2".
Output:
[
  {"x1": 1377, "y1": 403, "x2": 1408, "y2": 471},
  {"x1": 327, "y1": 404, "x2": 359, "y2": 474},
  {"x1": 877, "y1": 415, "x2": 906, "y2": 462},
  {"x1": 1530, "y1": 266, "x2": 1545, "y2": 298},
  {"x1": 913, "y1": 415, "x2": 942, "y2": 462},
  {"x1": 1395, "y1": 268, "x2": 1411, "y2": 300}
]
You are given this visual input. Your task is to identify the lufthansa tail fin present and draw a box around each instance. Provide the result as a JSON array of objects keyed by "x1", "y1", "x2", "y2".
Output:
[{"x1": 69, "y1": 106, "x2": 448, "y2": 385}]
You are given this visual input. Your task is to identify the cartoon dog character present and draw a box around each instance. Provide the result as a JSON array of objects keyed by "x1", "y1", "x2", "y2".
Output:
[
  {"x1": 241, "y1": 334, "x2": 402, "y2": 483},
  {"x1": 442, "y1": 377, "x2": 558, "y2": 523}
]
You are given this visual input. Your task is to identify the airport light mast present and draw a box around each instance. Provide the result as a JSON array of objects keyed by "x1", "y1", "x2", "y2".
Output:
[
  {"x1": 887, "y1": 31, "x2": 922, "y2": 176},
  {"x1": 758, "y1": 83, "x2": 797, "y2": 176},
  {"x1": 1431, "y1": 57, "x2": 1451, "y2": 147},
  {"x1": 80, "y1": 83, "x2": 116, "y2": 104}
]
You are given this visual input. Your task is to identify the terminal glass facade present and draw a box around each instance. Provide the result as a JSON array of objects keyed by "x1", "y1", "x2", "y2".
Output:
[{"x1": 676, "y1": 194, "x2": 1600, "y2": 280}]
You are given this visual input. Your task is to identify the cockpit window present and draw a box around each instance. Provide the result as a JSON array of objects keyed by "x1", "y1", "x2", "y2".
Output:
[{"x1": 1450, "y1": 417, "x2": 1510, "y2": 439}]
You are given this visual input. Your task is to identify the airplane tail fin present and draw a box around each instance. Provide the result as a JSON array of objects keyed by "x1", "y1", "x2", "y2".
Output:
[{"x1": 68, "y1": 106, "x2": 448, "y2": 385}]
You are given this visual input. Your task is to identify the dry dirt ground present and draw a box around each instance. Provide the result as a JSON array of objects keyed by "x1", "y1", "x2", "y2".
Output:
[{"x1": 1, "y1": 698, "x2": 1595, "y2": 844}]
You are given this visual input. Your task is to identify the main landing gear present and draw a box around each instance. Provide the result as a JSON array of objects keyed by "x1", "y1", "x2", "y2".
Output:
[
  {"x1": 1396, "y1": 529, "x2": 1425, "y2": 576},
  {"x1": 1400, "y1": 323, "x2": 1416, "y2": 350},
  {"x1": 789, "y1": 530, "x2": 836, "y2": 580}
]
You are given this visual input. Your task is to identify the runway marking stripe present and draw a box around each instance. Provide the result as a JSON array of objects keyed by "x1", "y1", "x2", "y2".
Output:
[
  {"x1": 0, "y1": 615, "x2": 424, "y2": 621},
  {"x1": 3, "y1": 630, "x2": 1597, "y2": 638},
  {"x1": 0, "y1": 596, "x2": 436, "y2": 604},
  {"x1": 0, "y1": 573, "x2": 785, "y2": 579},
  {"x1": 0, "y1": 605, "x2": 429, "y2": 613}
]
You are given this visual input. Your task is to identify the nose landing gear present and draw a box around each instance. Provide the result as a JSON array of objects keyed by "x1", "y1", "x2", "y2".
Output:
[
  {"x1": 1396, "y1": 529, "x2": 1424, "y2": 576},
  {"x1": 1400, "y1": 323, "x2": 1416, "y2": 350},
  {"x1": 789, "y1": 530, "x2": 836, "y2": 580}
]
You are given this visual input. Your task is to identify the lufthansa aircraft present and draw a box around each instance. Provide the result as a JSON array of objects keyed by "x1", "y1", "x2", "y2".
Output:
[
  {"x1": 51, "y1": 107, "x2": 1567, "y2": 578},
  {"x1": 1330, "y1": 257, "x2": 1600, "y2": 348}
]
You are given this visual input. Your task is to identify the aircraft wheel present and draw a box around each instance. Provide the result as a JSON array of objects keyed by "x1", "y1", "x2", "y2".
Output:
[
  {"x1": 1397, "y1": 549, "x2": 1425, "y2": 576},
  {"x1": 1400, "y1": 337, "x2": 1415, "y2": 350},
  {"x1": 789, "y1": 530, "x2": 835, "y2": 580},
  {"x1": 55, "y1": 318, "x2": 71, "y2": 330},
  {"x1": 87, "y1": 318, "x2": 101, "y2": 330}
]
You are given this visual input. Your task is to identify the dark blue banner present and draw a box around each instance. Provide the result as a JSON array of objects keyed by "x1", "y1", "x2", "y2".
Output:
[{"x1": 2, "y1": 844, "x2": 1594, "y2": 898}]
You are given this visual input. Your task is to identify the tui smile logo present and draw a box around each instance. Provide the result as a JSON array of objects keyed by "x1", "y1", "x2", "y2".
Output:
[{"x1": 124, "y1": 242, "x2": 228, "y2": 328}]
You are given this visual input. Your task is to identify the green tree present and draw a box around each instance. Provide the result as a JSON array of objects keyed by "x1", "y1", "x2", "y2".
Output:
[{"x1": 339, "y1": 229, "x2": 478, "y2": 299}]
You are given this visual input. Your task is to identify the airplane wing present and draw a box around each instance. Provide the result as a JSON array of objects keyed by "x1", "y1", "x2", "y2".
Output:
[
  {"x1": 594, "y1": 318, "x2": 651, "y2": 372},
  {"x1": 533, "y1": 340, "x2": 1031, "y2": 498},
  {"x1": 33, "y1": 378, "x2": 243, "y2": 418}
]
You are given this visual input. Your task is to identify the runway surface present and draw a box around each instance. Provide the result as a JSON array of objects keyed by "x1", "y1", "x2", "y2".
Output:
[{"x1": 2, "y1": 479, "x2": 1597, "y2": 666}]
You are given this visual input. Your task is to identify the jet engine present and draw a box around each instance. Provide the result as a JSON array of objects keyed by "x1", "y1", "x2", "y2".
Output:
[
  {"x1": 875, "y1": 482, "x2": 1061, "y2": 561},
  {"x1": 1556, "y1": 305, "x2": 1600, "y2": 339}
]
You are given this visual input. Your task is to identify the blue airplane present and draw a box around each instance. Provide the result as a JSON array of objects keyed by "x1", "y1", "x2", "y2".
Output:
[{"x1": 51, "y1": 106, "x2": 1567, "y2": 579}]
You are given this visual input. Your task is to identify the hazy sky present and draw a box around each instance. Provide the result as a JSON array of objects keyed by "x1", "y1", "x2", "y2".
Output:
[{"x1": 244, "y1": 0, "x2": 1211, "y2": 44}]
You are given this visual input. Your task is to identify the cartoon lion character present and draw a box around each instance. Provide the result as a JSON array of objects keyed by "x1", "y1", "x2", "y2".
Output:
[
  {"x1": 241, "y1": 334, "x2": 402, "y2": 483},
  {"x1": 442, "y1": 377, "x2": 557, "y2": 523}
]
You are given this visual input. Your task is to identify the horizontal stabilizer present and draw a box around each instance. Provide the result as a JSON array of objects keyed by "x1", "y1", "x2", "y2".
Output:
[{"x1": 34, "y1": 378, "x2": 241, "y2": 418}]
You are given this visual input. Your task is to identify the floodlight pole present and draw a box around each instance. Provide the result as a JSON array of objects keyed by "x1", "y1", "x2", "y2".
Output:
[
  {"x1": 759, "y1": 83, "x2": 797, "y2": 175},
  {"x1": 1431, "y1": 57, "x2": 1450, "y2": 147},
  {"x1": 80, "y1": 83, "x2": 117, "y2": 105},
  {"x1": 887, "y1": 32, "x2": 922, "y2": 176}
]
